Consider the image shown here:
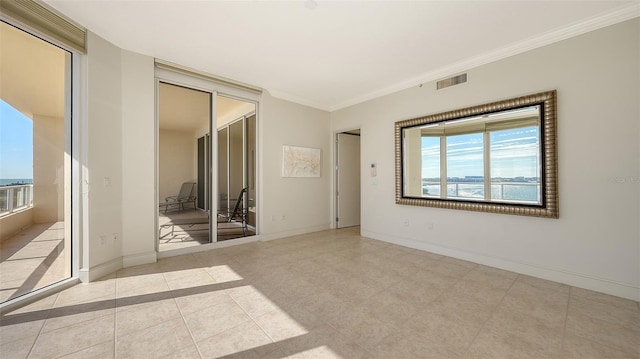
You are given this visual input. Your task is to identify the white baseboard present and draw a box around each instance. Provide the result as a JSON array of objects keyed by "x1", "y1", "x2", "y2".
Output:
[
  {"x1": 362, "y1": 229, "x2": 640, "y2": 302},
  {"x1": 123, "y1": 251, "x2": 157, "y2": 268},
  {"x1": 157, "y1": 235, "x2": 259, "y2": 259},
  {"x1": 79, "y1": 257, "x2": 123, "y2": 282},
  {"x1": 260, "y1": 224, "x2": 331, "y2": 242}
]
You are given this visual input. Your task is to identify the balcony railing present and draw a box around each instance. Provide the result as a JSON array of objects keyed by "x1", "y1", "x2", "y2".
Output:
[
  {"x1": 422, "y1": 181, "x2": 540, "y2": 203},
  {"x1": 0, "y1": 184, "x2": 34, "y2": 217}
]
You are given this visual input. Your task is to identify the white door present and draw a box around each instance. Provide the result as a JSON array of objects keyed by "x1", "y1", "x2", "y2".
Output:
[{"x1": 336, "y1": 132, "x2": 361, "y2": 228}]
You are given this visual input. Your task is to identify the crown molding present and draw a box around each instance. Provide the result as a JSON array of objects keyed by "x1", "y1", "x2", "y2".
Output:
[
  {"x1": 265, "y1": 88, "x2": 332, "y2": 112},
  {"x1": 330, "y1": 3, "x2": 640, "y2": 112}
]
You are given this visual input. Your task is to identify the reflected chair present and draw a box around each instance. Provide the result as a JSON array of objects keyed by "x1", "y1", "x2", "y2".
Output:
[
  {"x1": 217, "y1": 187, "x2": 248, "y2": 235},
  {"x1": 160, "y1": 182, "x2": 196, "y2": 213}
]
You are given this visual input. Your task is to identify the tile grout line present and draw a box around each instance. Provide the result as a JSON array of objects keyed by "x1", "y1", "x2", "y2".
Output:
[
  {"x1": 195, "y1": 290, "x2": 278, "y2": 355},
  {"x1": 559, "y1": 286, "x2": 573, "y2": 357},
  {"x1": 113, "y1": 272, "x2": 119, "y2": 359},
  {"x1": 23, "y1": 293, "x2": 58, "y2": 359},
  {"x1": 334, "y1": 241, "x2": 396, "y2": 358},
  {"x1": 431, "y1": 262, "x2": 477, "y2": 356},
  {"x1": 461, "y1": 272, "x2": 520, "y2": 355},
  {"x1": 564, "y1": 287, "x2": 640, "y2": 357},
  {"x1": 173, "y1": 298, "x2": 206, "y2": 358},
  {"x1": 237, "y1": 298, "x2": 280, "y2": 352},
  {"x1": 162, "y1": 262, "x2": 206, "y2": 359},
  {"x1": 227, "y1": 255, "x2": 294, "y2": 353}
]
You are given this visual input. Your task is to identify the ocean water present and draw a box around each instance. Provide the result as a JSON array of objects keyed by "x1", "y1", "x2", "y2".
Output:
[
  {"x1": 423, "y1": 183, "x2": 540, "y2": 202},
  {"x1": 0, "y1": 178, "x2": 33, "y2": 186}
]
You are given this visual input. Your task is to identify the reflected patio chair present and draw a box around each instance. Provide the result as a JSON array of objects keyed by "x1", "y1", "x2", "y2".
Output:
[
  {"x1": 160, "y1": 182, "x2": 196, "y2": 213},
  {"x1": 217, "y1": 187, "x2": 248, "y2": 234}
]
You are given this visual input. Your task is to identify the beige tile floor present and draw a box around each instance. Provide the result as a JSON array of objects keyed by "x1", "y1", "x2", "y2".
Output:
[
  {"x1": 1, "y1": 227, "x2": 639, "y2": 358},
  {"x1": 0, "y1": 222, "x2": 67, "y2": 303}
]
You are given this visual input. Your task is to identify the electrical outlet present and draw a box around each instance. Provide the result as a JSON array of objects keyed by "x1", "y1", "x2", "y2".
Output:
[
  {"x1": 100, "y1": 235, "x2": 106, "y2": 246},
  {"x1": 112, "y1": 233, "x2": 119, "y2": 242},
  {"x1": 427, "y1": 223, "x2": 434, "y2": 230},
  {"x1": 403, "y1": 219, "x2": 410, "y2": 227}
]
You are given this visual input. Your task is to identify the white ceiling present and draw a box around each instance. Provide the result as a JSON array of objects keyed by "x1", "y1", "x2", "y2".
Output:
[
  {"x1": 159, "y1": 83, "x2": 210, "y2": 132},
  {"x1": 45, "y1": 1, "x2": 638, "y2": 111},
  {"x1": 159, "y1": 82, "x2": 255, "y2": 132}
]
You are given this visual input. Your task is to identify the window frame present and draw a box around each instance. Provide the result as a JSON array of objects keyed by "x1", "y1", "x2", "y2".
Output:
[{"x1": 417, "y1": 119, "x2": 542, "y2": 204}]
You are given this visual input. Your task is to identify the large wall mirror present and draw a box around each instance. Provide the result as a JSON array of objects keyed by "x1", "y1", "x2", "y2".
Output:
[{"x1": 395, "y1": 90, "x2": 558, "y2": 218}]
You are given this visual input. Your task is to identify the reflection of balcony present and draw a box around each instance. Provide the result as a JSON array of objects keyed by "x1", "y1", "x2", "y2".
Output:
[
  {"x1": 0, "y1": 222, "x2": 66, "y2": 303},
  {"x1": 158, "y1": 209, "x2": 256, "y2": 252},
  {"x1": 0, "y1": 184, "x2": 33, "y2": 217},
  {"x1": 0, "y1": 184, "x2": 68, "y2": 303},
  {"x1": 422, "y1": 181, "x2": 541, "y2": 203}
]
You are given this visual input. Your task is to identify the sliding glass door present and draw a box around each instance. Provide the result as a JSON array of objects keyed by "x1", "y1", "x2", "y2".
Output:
[
  {"x1": 155, "y1": 65, "x2": 259, "y2": 250},
  {"x1": 197, "y1": 134, "x2": 211, "y2": 211},
  {"x1": 216, "y1": 97, "x2": 257, "y2": 241},
  {"x1": 157, "y1": 82, "x2": 212, "y2": 250},
  {"x1": 0, "y1": 21, "x2": 73, "y2": 303},
  {"x1": 218, "y1": 128, "x2": 228, "y2": 213}
]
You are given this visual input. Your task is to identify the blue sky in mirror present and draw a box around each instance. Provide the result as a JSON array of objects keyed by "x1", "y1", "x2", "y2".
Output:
[
  {"x1": 421, "y1": 136, "x2": 440, "y2": 179},
  {"x1": 446, "y1": 133, "x2": 484, "y2": 177},
  {"x1": 0, "y1": 99, "x2": 33, "y2": 181},
  {"x1": 490, "y1": 127, "x2": 539, "y2": 178},
  {"x1": 421, "y1": 126, "x2": 539, "y2": 179}
]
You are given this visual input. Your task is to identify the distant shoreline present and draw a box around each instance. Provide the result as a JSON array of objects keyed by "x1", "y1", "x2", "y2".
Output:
[{"x1": 0, "y1": 178, "x2": 33, "y2": 186}]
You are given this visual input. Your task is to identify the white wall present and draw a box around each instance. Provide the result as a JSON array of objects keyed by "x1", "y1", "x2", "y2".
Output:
[
  {"x1": 82, "y1": 33, "x2": 157, "y2": 280},
  {"x1": 158, "y1": 129, "x2": 196, "y2": 202},
  {"x1": 121, "y1": 50, "x2": 156, "y2": 267},
  {"x1": 84, "y1": 31, "x2": 123, "y2": 278},
  {"x1": 330, "y1": 19, "x2": 640, "y2": 300},
  {"x1": 0, "y1": 209, "x2": 32, "y2": 242},
  {"x1": 81, "y1": 36, "x2": 335, "y2": 277},
  {"x1": 260, "y1": 92, "x2": 332, "y2": 240},
  {"x1": 32, "y1": 114, "x2": 64, "y2": 223}
]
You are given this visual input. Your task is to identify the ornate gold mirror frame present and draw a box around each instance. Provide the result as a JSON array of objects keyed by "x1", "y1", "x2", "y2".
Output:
[{"x1": 395, "y1": 90, "x2": 558, "y2": 218}]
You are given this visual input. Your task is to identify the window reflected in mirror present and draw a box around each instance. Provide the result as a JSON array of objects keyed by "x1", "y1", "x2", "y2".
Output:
[
  {"x1": 396, "y1": 90, "x2": 558, "y2": 218},
  {"x1": 404, "y1": 105, "x2": 541, "y2": 204}
]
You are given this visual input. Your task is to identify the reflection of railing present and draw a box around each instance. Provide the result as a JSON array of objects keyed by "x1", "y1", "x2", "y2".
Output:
[
  {"x1": 447, "y1": 183, "x2": 484, "y2": 199},
  {"x1": 490, "y1": 182, "x2": 540, "y2": 202},
  {"x1": 0, "y1": 184, "x2": 34, "y2": 217},
  {"x1": 422, "y1": 181, "x2": 540, "y2": 202}
]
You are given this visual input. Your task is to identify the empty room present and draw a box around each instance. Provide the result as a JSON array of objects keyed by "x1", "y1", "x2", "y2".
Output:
[{"x1": 0, "y1": 1, "x2": 638, "y2": 358}]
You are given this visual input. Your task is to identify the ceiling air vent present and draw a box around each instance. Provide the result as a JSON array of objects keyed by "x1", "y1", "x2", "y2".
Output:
[{"x1": 437, "y1": 73, "x2": 467, "y2": 90}]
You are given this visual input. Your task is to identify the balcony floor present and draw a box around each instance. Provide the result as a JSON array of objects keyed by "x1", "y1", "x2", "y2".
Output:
[
  {"x1": 0, "y1": 222, "x2": 67, "y2": 303},
  {"x1": 159, "y1": 210, "x2": 255, "y2": 252}
]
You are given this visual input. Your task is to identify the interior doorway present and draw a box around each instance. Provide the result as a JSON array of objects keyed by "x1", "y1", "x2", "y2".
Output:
[{"x1": 335, "y1": 130, "x2": 361, "y2": 228}]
